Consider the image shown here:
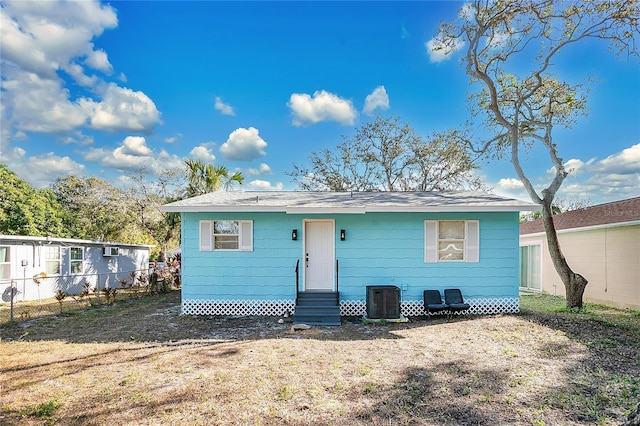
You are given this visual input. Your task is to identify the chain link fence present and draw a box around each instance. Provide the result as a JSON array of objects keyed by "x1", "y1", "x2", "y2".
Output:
[{"x1": 1, "y1": 268, "x2": 166, "y2": 303}]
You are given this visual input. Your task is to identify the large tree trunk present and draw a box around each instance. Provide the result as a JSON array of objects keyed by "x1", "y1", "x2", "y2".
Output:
[{"x1": 541, "y1": 201, "x2": 588, "y2": 309}]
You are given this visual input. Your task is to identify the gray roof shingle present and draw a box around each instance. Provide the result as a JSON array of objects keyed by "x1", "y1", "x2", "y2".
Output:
[{"x1": 162, "y1": 191, "x2": 538, "y2": 213}]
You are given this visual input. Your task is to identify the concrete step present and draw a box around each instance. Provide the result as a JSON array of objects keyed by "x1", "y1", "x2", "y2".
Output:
[{"x1": 293, "y1": 305, "x2": 341, "y2": 326}]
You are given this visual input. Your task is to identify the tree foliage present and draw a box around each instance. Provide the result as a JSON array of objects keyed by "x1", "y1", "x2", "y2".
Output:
[
  {"x1": 51, "y1": 175, "x2": 132, "y2": 242},
  {"x1": 184, "y1": 159, "x2": 244, "y2": 197},
  {"x1": 435, "y1": 0, "x2": 639, "y2": 308},
  {"x1": 289, "y1": 115, "x2": 485, "y2": 191},
  {"x1": 0, "y1": 163, "x2": 69, "y2": 237}
]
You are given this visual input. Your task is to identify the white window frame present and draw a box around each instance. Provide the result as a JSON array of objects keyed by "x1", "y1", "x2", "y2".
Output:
[
  {"x1": 69, "y1": 246, "x2": 85, "y2": 274},
  {"x1": 519, "y1": 242, "x2": 542, "y2": 291},
  {"x1": 424, "y1": 220, "x2": 479, "y2": 263},
  {"x1": 44, "y1": 246, "x2": 61, "y2": 275},
  {"x1": 200, "y1": 220, "x2": 253, "y2": 252},
  {"x1": 0, "y1": 245, "x2": 10, "y2": 280}
]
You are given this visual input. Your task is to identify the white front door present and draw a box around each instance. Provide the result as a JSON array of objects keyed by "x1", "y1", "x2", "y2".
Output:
[{"x1": 304, "y1": 220, "x2": 335, "y2": 291}]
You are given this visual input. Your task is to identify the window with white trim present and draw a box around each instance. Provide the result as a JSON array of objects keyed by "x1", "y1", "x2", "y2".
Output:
[
  {"x1": 45, "y1": 246, "x2": 61, "y2": 275},
  {"x1": 0, "y1": 246, "x2": 10, "y2": 280},
  {"x1": 520, "y1": 243, "x2": 542, "y2": 291},
  {"x1": 70, "y1": 247, "x2": 84, "y2": 274},
  {"x1": 200, "y1": 220, "x2": 253, "y2": 251},
  {"x1": 425, "y1": 220, "x2": 479, "y2": 263}
]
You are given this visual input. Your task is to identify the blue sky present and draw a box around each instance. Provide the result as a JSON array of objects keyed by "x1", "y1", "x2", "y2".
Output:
[{"x1": 1, "y1": 1, "x2": 639, "y2": 205}]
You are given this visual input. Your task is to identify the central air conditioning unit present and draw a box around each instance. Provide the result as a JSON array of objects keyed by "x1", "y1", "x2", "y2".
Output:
[
  {"x1": 366, "y1": 285, "x2": 401, "y2": 319},
  {"x1": 103, "y1": 247, "x2": 119, "y2": 257}
]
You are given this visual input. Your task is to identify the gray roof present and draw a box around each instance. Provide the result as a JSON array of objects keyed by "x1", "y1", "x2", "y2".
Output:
[
  {"x1": 162, "y1": 191, "x2": 538, "y2": 213},
  {"x1": 0, "y1": 234, "x2": 154, "y2": 248}
]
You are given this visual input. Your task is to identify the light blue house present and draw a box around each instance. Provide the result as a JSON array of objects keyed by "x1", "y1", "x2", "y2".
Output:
[{"x1": 162, "y1": 191, "x2": 536, "y2": 324}]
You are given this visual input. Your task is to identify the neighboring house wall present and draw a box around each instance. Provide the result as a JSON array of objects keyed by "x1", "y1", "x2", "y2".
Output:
[
  {"x1": 181, "y1": 211, "x2": 521, "y2": 317},
  {"x1": 520, "y1": 224, "x2": 640, "y2": 310},
  {"x1": 0, "y1": 236, "x2": 151, "y2": 302}
]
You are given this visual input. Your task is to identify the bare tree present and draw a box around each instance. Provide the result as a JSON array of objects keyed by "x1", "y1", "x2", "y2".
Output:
[
  {"x1": 520, "y1": 195, "x2": 592, "y2": 223},
  {"x1": 435, "y1": 0, "x2": 639, "y2": 307},
  {"x1": 288, "y1": 115, "x2": 485, "y2": 192}
]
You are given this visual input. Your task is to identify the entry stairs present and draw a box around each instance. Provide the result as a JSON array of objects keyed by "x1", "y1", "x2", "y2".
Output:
[{"x1": 293, "y1": 291, "x2": 341, "y2": 326}]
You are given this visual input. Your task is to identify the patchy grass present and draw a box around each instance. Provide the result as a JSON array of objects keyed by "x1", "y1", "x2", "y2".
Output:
[{"x1": 0, "y1": 291, "x2": 638, "y2": 425}]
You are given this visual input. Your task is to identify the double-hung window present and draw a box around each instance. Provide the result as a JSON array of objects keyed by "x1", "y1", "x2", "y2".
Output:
[
  {"x1": 200, "y1": 220, "x2": 253, "y2": 251},
  {"x1": 45, "y1": 246, "x2": 61, "y2": 275},
  {"x1": 0, "y1": 246, "x2": 10, "y2": 280},
  {"x1": 70, "y1": 247, "x2": 84, "y2": 274},
  {"x1": 425, "y1": 220, "x2": 479, "y2": 263}
]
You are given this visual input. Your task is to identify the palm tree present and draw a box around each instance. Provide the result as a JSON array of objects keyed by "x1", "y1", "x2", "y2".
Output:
[{"x1": 184, "y1": 159, "x2": 244, "y2": 197}]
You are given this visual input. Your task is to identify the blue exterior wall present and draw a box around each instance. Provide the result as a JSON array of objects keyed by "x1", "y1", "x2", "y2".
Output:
[{"x1": 181, "y1": 211, "x2": 520, "y2": 306}]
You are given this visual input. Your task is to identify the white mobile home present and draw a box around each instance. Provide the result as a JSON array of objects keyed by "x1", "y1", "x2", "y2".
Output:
[{"x1": 0, "y1": 235, "x2": 152, "y2": 302}]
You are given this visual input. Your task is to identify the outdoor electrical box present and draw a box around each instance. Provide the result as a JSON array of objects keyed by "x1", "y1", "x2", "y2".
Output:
[{"x1": 102, "y1": 247, "x2": 119, "y2": 257}]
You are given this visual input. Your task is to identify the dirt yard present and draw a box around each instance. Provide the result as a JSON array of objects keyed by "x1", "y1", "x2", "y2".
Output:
[{"x1": 1, "y1": 291, "x2": 639, "y2": 425}]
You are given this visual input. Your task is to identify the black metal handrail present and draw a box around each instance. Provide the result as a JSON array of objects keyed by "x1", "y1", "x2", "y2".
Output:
[
  {"x1": 335, "y1": 258, "x2": 339, "y2": 297},
  {"x1": 295, "y1": 259, "x2": 300, "y2": 304}
]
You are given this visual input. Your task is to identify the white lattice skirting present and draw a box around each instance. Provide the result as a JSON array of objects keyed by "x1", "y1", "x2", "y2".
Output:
[
  {"x1": 182, "y1": 297, "x2": 519, "y2": 316},
  {"x1": 340, "y1": 297, "x2": 519, "y2": 317},
  {"x1": 182, "y1": 299, "x2": 296, "y2": 316}
]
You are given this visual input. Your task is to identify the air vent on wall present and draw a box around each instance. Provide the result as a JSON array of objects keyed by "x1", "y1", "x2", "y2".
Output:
[
  {"x1": 103, "y1": 247, "x2": 119, "y2": 257},
  {"x1": 366, "y1": 285, "x2": 401, "y2": 319}
]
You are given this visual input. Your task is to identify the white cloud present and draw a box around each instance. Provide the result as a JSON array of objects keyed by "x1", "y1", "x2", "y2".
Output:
[
  {"x1": 63, "y1": 62, "x2": 99, "y2": 88},
  {"x1": 426, "y1": 34, "x2": 465, "y2": 63},
  {"x1": 215, "y1": 96, "x2": 235, "y2": 116},
  {"x1": 246, "y1": 163, "x2": 273, "y2": 176},
  {"x1": 547, "y1": 158, "x2": 596, "y2": 177},
  {"x1": 492, "y1": 178, "x2": 530, "y2": 203},
  {"x1": 84, "y1": 49, "x2": 113, "y2": 74},
  {"x1": 563, "y1": 158, "x2": 588, "y2": 176},
  {"x1": 61, "y1": 131, "x2": 94, "y2": 146},
  {"x1": 155, "y1": 149, "x2": 186, "y2": 172},
  {"x1": 497, "y1": 178, "x2": 524, "y2": 190},
  {"x1": 219, "y1": 127, "x2": 267, "y2": 161},
  {"x1": 507, "y1": 144, "x2": 640, "y2": 205},
  {"x1": 363, "y1": 86, "x2": 390, "y2": 116},
  {"x1": 83, "y1": 84, "x2": 161, "y2": 132},
  {"x1": 247, "y1": 180, "x2": 284, "y2": 191},
  {"x1": 189, "y1": 145, "x2": 216, "y2": 162},
  {"x1": 84, "y1": 136, "x2": 154, "y2": 170},
  {"x1": 8, "y1": 152, "x2": 86, "y2": 188},
  {"x1": 288, "y1": 90, "x2": 357, "y2": 126},
  {"x1": 2, "y1": 70, "x2": 88, "y2": 132},
  {"x1": 557, "y1": 143, "x2": 640, "y2": 203},
  {"x1": 121, "y1": 136, "x2": 151, "y2": 156},
  {"x1": 0, "y1": 0, "x2": 161, "y2": 143},
  {"x1": 593, "y1": 143, "x2": 640, "y2": 174},
  {"x1": 164, "y1": 134, "x2": 182, "y2": 144},
  {"x1": 0, "y1": 0, "x2": 117, "y2": 84}
]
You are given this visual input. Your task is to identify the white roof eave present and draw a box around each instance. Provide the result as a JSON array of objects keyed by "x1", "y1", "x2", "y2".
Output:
[{"x1": 162, "y1": 204, "x2": 538, "y2": 214}]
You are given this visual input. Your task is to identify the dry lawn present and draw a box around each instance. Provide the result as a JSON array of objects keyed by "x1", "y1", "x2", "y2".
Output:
[{"x1": 1, "y1": 291, "x2": 639, "y2": 425}]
